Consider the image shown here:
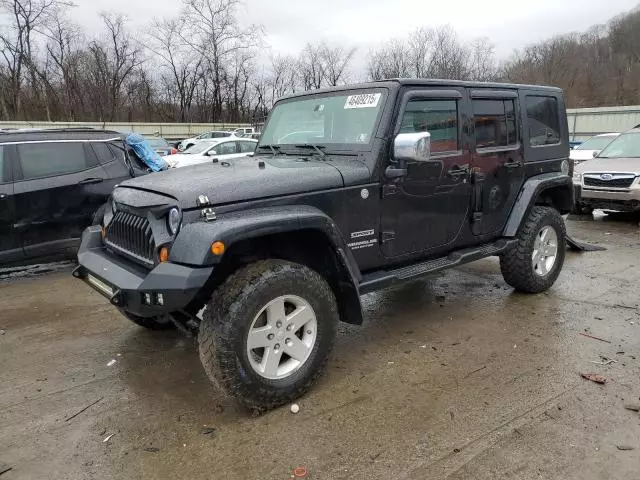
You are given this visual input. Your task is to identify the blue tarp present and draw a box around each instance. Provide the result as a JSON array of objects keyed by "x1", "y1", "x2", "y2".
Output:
[{"x1": 125, "y1": 133, "x2": 168, "y2": 172}]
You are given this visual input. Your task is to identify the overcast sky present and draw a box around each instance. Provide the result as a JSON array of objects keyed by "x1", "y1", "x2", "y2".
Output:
[{"x1": 74, "y1": 0, "x2": 639, "y2": 72}]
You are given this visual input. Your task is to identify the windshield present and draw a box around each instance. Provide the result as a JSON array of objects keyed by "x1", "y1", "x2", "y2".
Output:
[
  {"x1": 260, "y1": 90, "x2": 386, "y2": 149},
  {"x1": 184, "y1": 141, "x2": 217, "y2": 155},
  {"x1": 597, "y1": 132, "x2": 640, "y2": 158},
  {"x1": 146, "y1": 138, "x2": 169, "y2": 148},
  {"x1": 576, "y1": 135, "x2": 617, "y2": 151}
]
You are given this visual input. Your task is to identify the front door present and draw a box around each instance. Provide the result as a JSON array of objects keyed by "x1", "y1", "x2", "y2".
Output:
[
  {"x1": 13, "y1": 141, "x2": 109, "y2": 258},
  {"x1": 469, "y1": 92, "x2": 525, "y2": 237},
  {"x1": 0, "y1": 144, "x2": 22, "y2": 264},
  {"x1": 381, "y1": 89, "x2": 472, "y2": 259}
]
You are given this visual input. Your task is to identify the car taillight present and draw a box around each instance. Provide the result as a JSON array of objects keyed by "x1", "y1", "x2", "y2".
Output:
[{"x1": 170, "y1": 148, "x2": 178, "y2": 155}]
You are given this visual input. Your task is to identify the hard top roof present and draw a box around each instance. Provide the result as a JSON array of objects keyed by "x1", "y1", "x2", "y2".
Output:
[{"x1": 277, "y1": 78, "x2": 562, "y2": 102}]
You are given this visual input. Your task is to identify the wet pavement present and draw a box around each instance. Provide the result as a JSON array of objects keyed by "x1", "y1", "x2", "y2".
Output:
[{"x1": 1, "y1": 214, "x2": 639, "y2": 480}]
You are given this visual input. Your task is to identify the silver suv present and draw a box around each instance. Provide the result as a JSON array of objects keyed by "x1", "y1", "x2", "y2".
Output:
[{"x1": 573, "y1": 128, "x2": 640, "y2": 214}]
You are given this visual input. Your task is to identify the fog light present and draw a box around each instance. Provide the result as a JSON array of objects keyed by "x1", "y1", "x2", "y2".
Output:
[
  {"x1": 156, "y1": 293, "x2": 164, "y2": 306},
  {"x1": 144, "y1": 293, "x2": 152, "y2": 305},
  {"x1": 159, "y1": 247, "x2": 170, "y2": 263}
]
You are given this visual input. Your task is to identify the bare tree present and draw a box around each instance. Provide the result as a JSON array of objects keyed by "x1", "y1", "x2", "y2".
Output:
[
  {"x1": 321, "y1": 43, "x2": 356, "y2": 86},
  {"x1": 86, "y1": 13, "x2": 142, "y2": 121},
  {"x1": 0, "y1": 0, "x2": 71, "y2": 118},
  {"x1": 147, "y1": 18, "x2": 204, "y2": 122},
  {"x1": 367, "y1": 38, "x2": 412, "y2": 80},
  {"x1": 182, "y1": 0, "x2": 262, "y2": 121},
  {"x1": 468, "y1": 37, "x2": 496, "y2": 82}
]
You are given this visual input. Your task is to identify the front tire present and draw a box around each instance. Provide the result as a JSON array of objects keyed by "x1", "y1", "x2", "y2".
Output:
[
  {"x1": 500, "y1": 206, "x2": 566, "y2": 293},
  {"x1": 198, "y1": 260, "x2": 338, "y2": 412}
]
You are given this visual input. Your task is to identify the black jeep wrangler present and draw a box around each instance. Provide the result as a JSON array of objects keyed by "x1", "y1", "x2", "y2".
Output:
[{"x1": 74, "y1": 79, "x2": 573, "y2": 411}]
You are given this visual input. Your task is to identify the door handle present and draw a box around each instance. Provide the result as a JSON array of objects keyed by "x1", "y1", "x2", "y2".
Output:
[
  {"x1": 504, "y1": 159, "x2": 523, "y2": 169},
  {"x1": 447, "y1": 166, "x2": 469, "y2": 178},
  {"x1": 78, "y1": 177, "x2": 104, "y2": 185}
]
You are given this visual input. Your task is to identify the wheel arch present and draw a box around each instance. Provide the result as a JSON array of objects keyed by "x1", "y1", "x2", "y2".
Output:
[
  {"x1": 503, "y1": 172, "x2": 573, "y2": 237},
  {"x1": 173, "y1": 206, "x2": 364, "y2": 325}
]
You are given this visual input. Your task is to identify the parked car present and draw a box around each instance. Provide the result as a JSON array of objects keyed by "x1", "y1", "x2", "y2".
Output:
[
  {"x1": 164, "y1": 138, "x2": 257, "y2": 168},
  {"x1": 233, "y1": 127, "x2": 258, "y2": 138},
  {"x1": 569, "y1": 133, "x2": 619, "y2": 165},
  {"x1": 75, "y1": 79, "x2": 572, "y2": 412},
  {"x1": 145, "y1": 136, "x2": 177, "y2": 156},
  {"x1": 0, "y1": 128, "x2": 148, "y2": 266},
  {"x1": 573, "y1": 128, "x2": 640, "y2": 214},
  {"x1": 177, "y1": 131, "x2": 237, "y2": 151}
]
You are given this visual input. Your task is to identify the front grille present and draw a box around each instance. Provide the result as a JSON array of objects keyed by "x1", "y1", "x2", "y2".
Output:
[
  {"x1": 583, "y1": 176, "x2": 635, "y2": 188},
  {"x1": 105, "y1": 211, "x2": 156, "y2": 265}
]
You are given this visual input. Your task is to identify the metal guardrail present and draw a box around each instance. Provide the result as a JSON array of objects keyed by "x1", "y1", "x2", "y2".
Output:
[{"x1": 0, "y1": 121, "x2": 250, "y2": 140}]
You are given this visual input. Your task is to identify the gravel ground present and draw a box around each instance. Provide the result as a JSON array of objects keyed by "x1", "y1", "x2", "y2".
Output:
[{"x1": 0, "y1": 213, "x2": 639, "y2": 480}]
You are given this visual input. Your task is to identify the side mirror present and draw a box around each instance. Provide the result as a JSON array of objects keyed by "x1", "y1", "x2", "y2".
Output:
[
  {"x1": 593, "y1": 151, "x2": 599, "y2": 158},
  {"x1": 394, "y1": 132, "x2": 431, "y2": 163}
]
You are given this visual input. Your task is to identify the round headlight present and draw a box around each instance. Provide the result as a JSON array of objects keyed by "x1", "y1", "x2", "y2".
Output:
[{"x1": 167, "y1": 208, "x2": 181, "y2": 235}]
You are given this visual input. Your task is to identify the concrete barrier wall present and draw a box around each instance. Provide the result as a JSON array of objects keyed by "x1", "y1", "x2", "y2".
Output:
[{"x1": 567, "y1": 105, "x2": 640, "y2": 141}]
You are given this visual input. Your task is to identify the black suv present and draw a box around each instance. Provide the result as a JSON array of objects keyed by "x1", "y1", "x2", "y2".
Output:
[
  {"x1": 0, "y1": 129, "x2": 146, "y2": 266},
  {"x1": 75, "y1": 80, "x2": 573, "y2": 411}
]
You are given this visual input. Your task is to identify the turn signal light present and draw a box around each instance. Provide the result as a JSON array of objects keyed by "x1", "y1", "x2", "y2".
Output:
[
  {"x1": 211, "y1": 241, "x2": 225, "y2": 256},
  {"x1": 101, "y1": 226, "x2": 106, "y2": 239},
  {"x1": 159, "y1": 247, "x2": 170, "y2": 263}
]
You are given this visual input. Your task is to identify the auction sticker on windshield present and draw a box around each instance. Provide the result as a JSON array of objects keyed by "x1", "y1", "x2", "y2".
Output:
[{"x1": 344, "y1": 93, "x2": 381, "y2": 109}]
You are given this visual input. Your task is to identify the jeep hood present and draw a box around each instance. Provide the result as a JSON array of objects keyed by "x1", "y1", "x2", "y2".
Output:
[
  {"x1": 575, "y1": 156, "x2": 640, "y2": 174},
  {"x1": 115, "y1": 155, "x2": 368, "y2": 209}
]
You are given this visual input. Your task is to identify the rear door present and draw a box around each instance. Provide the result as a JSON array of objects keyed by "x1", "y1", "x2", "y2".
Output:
[
  {"x1": 469, "y1": 90, "x2": 525, "y2": 237},
  {"x1": 0, "y1": 145, "x2": 23, "y2": 264},
  {"x1": 210, "y1": 140, "x2": 244, "y2": 161},
  {"x1": 13, "y1": 141, "x2": 110, "y2": 258},
  {"x1": 238, "y1": 140, "x2": 257, "y2": 156}
]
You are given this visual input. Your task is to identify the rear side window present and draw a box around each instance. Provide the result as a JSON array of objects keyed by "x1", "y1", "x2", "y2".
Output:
[
  {"x1": 211, "y1": 132, "x2": 229, "y2": 139},
  {"x1": 17, "y1": 142, "x2": 95, "y2": 180},
  {"x1": 213, "y1": 142, "x2": 238, "y2": 155},
  {"x1": 399, "y1": 99, "x2": 459, "y2": 153},
  {"x1": 92, "y1": 142, "x2": 117, "y2": 164},
  {"x1": 526, "y1": 96, "x2": 560, "y2": 146},
  {"x1": 473, "y1": 99, "x2": 517, "y2": 148},
  {"x1": 239, "y1": 141, "x2": 256, "y2": 153}
]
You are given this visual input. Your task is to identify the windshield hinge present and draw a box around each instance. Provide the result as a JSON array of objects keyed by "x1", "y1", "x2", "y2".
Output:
[{"x1": 201, "y1": 208, "x2": 216, "y2": 222}]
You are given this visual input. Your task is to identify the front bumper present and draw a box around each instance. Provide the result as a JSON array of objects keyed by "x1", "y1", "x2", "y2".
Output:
[
  {"x1": 73, "y1": 226, "x2": 213, "y2": 317},
  {"x1": 574, "y1": 184, "x2": 640, "y2": 211}
]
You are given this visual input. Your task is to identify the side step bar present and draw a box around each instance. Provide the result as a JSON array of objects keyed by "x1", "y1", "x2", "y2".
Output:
[{"x1": 359, "y1": 238, "x2": 517, "y2": 295}]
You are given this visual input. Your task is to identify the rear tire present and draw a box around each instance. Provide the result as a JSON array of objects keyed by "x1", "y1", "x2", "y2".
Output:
[
  {"x1": 198, "y1": 260, "x2": 338, "y2": 412},
  {"x1": 500, "y1": 206, "x2": 566, "y2": 293},
  {"x1": 120, "y1": 311, "x2": 176, "y2": 330}
]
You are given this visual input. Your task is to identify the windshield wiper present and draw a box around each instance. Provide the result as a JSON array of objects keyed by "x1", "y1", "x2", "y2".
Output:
[
  {"x1": 294, "y1": 144, "x2": 326, "y2": 158},
  {"x1": 257, "y1": 144, "x2": 282, "y2": 155}
]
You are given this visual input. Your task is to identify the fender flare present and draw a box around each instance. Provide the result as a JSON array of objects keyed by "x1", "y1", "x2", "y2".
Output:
[
  {"x1": 503, "y1": 172, "x2": 573, "y2": 237},
  {"x1": 170, "y1": 205, "x2": 365, "y2": 324}
]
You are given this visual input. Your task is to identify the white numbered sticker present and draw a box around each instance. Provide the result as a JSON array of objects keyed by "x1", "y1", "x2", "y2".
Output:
[{"x1": 344, "y1": 93, "x2": 381, "y2": 109}]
